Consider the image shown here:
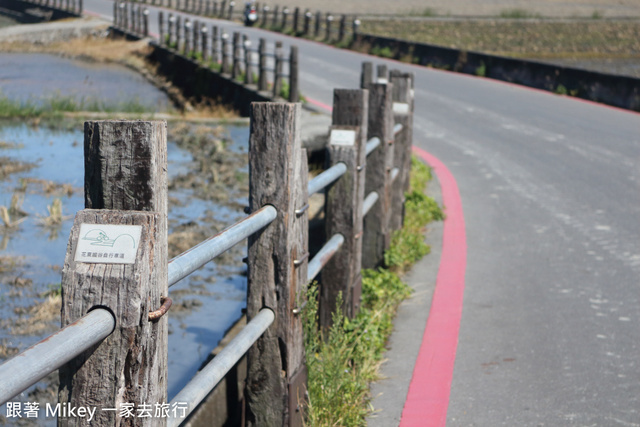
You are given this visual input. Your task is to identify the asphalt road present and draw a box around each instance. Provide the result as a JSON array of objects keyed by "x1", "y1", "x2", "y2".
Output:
[{"x1": 85, "y1": 3, "x2": 640, "y2": 425}]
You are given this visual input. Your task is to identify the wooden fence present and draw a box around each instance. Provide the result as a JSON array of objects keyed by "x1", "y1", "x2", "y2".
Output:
[
  {"x1": 0, "y1": 63, "x2": 414, "y2": 426},
  {"x1": 112, "y1": 0, "x2": 300, "y2": 103}
]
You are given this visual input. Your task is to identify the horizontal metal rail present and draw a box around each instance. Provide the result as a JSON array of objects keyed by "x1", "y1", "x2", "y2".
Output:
[
  {"x1": 363, "y1": 191, "x2": 379, "y2": 218},
  {"x1": 168, "y1": 206, "x2": 277, "y2": 287},
  {"x1": 307, "y1": 233, "x2": 344, "y2": 282},
  {"x1": 0, "y1": 308, "x2": 115, "y2": 405},
  {"x1": 390, "y1": 167, "x2": 399, "y2": 183},
  {"x1": 307, "y1": 162, "x2": 347, "y2": 196},
  {"x1": 365, "y1": 137, "x2": 380, "y2": 156},
  {"x1": 393, "y1": 123, "x2": 403, "y2": 135},
  {"x1": 167, "y1": 308, "x2": 275, "y2": 427}
]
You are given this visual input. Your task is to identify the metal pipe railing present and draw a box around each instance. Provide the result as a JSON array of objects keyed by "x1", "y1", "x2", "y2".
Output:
[
  {"x1": 307, "y1": 162, "x2": 347, "y2": 196},
  {"x1": 365, "y1": 137, "x2": 380, "y2": 156},
  {"x1": 390, "y1": 167, "x2": 399, "y2": 183},
  {"x1": 393, "y1": 123, "x2": 403, "y2": 136},
  {"x1": 363, "y1": 191, "x2": 379, "y2": 217},
  {"x1": 168, "y1": 206, "x2": 277, "y2": 287},
  {"x1": 307, "y1": 233, "x2": 344, "y2": 282},
  {"x1": 167, "y1": 308, "x2": 275, "y2": 427},
  {"x1": 0, "y1": 308, "x2": 115, "y2": 405}
]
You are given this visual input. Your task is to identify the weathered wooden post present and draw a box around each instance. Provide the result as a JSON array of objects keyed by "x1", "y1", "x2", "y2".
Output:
[
  {"x1": 293, "y1": 6, "x2": 299, "y2": 34},
  {"x1": 377, "y1": 64, "x2": 388, "y2": 83},
  {"x1": 201, "y1": 25, "x2": 209, "y2": 62},
  {"x1": 168, "y1": 14, "x2": 176, "y2": 48},
  {"x1": 220, "y1": 0, "x2": 226, "y2": 17},
  {"x1": 352, "y1": 17, "x2": 361, "y2": 39},
  {"x1": 244, "y1": 35, "x2": 253, "y2": 85},
  {"x1": 232, "y1": 31, "x2": 241, "y2": 79},
  {"x1": 113, "y1": 0, "x2": 118, "y2": 28},
  {"x1": 314, "y1": 10, "x2": 321, "y2": 38},
  {"x1": 303, "y1": 10, "x2": 311, "y2": 36},
  {"x1": 288, "y1": 45, "x2": 299, "y2": 102},
  {"x1": 246, "y1": 102, "x2": 308, "y2": 427},
  {"x1": 272, "y1": 5, "x2": 279, "y2": 27},
  {"x1": 122, "y1": 2, "x2": 128, "y2": 31},
  {"x1": 273, "y1": 41, "x2": 283, "y2": 98},
  {"x1": 59, "y1": 120, "x2": 169, "y2": 426},
  {"x1": 361, "y1": 61, "x2": 373, "y2": 89},
  {"x1": 205, "y1": 0, "x2": 210, "y2": 16},
  {"x1": 258, "y1": 38, "x2": 267, "y2": 91},
  {"x1": 325, "y1": 13, "x2": 333, "y2": 41},
  {"x1": 227, "y1": 0, "x2": 234, "y2": 19},
  {"x1": 159, "y1": 11, "x2": 165, "y2": 45},
  {"x1": 192, "y1": 20, "x2": 200, "y2": 57},
  {"x1": 261, "y1": 5, "x2": 269, "y2": 26},
  {"x1": 143, "y1": 8, "x2": 149, "y2": 37},
  {"x1": 281, "y1": 7, "x2": 289, "y2": 30},
  {"x1": 321, "y1": 89, "x2": 368, "y2": 327},
  {"x1": 211, "y1": 25, "x2": 219, "y2": 65},
  {"x1": 212, "y1": 0, "x2": 218, "y2": 16},
  {"x1": 176, "y1": 15, "x2": 182, "y2": 51},
  {"x1": 388, "y1": 70, "x2": 415, "y2": 232},
  {"x1": 362, "y1": 82, "x2": 394, "y2": 268},
  {"x1": 184, "y1": 19, "x2": 192, "y2": 56},
  {"x1": 221, "y1": 31, "x2": 230, "y2": 74},
  {"x1": 338, "y1": 14, "x2": 346, "y2": 42}
]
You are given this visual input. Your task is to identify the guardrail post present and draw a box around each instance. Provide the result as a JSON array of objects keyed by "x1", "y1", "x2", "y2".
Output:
[
  {"x1": 246, "y1": 102, "x2": 308, "y2": 427},
  {"x1": 184, "y1": 19, "x2": 191, "y2": 56},
  {"x1": 273, "y1": 41, "x2": 283, "y2": 98},
  {"x1": 389, "y1": 70, "x2": 415, "y2": 232},
  {"x1": 227, "y1": 0, "x2": 234, "y2": 19},
  {"x1": 220, "y1": 0, "x2": 226, "y2": 17},
  {"x1": 261, "y1": 5, "x2": 269, "y2": 26},
  {"x1": 143, "y1": 8, "x2": 149, "y2": 37},
  {"x1": 362, "y1": 82, "x2": 394, "y2": 268},
  {"x1": 59, "y1": 120, "x2": 168, "y2": 425},
  {"x1": 289, "y1": 45, "x2": 299, "y2": 102},
  {"x1": 361, "y1": 61, "x2": 373, "y2": 89},
  {"x1": 176, "y1": 15, "x2": 182, "y2": 51},
  {"x1": 258, "y1": 38, "x2": 267, "y2": 91},
  {"x1": 272, "y1": 5, "x2": 279, "y2": 27},
  {"x1": 321, "y1": 89, "x2": 368, "y2": 327},
  {"x1": 211, "y1": 25, "x2": 219, "y2": 64},
  {"x1": 281, "y1": 7, "x2": 289, "y2": 30}
]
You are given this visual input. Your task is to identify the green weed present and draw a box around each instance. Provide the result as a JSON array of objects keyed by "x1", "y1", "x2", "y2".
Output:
[{"x1": 499, "y1": 8, "x2": 542, "y2": 19}]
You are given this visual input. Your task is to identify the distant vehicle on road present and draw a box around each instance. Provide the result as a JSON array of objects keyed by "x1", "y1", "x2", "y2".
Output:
[{"x1": 244, "y1": 2, "x2": 258, "y2": 26}]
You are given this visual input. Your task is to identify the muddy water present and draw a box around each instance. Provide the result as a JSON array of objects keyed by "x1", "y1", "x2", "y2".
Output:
[
  {"x1": 0, "y1": 52, "x2": 174, "y2": 111},
  {"x1": 0, "y1": 53, "x2": 250, "y2": 419}
]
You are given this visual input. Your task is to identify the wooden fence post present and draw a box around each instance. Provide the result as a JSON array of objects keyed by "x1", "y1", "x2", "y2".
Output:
[
  {"x1": 201, "y1": 25, "x2": 209, "y2": 63},
  {"x1": 220, "y1": 0, "x2": 226, "y2": 17},
  {"x1": 362, "y1": 82, "x2": 394, "y2": 268},
  {"x1": 232, "y1": 31, "x2": 241, "y2": 79},
  {"x1": 281, "y1": 7, "x2": 289, "y2": 30},
  {"x1": 321, "y1": 89, "x2": 368, "y2": 327},
  {"x1": 184, "y1": 19, "x2": 191, "y2": 56},
  {"x1": 244, "y1": 35, "x2": 253, "y2": 84},
  {"x1": 59, "y1": 120, "x2": 168, "y2": 426},
  {"x1": 303, "y1": 9, "x2": 311, "y2": 36},
  {"x1": 377, "y1": 64, "x2": 388, "y2": 83},
  {"x1": 293, "y1": 7, "x2": 299, "y2": 34},
  {"x1": 272, "y1": 5, "x2": 279, "y2": 27},
  {"x1": 227, "y1": 0, "x2": 234, "y2": 19},
  {"x1": 258, "y1": 38, "x2": 267, "y2": 91},
  {"x1": 325, "y1": 13, "x2": 333, "y2": 41},
  {"x1": 246, "y1": 102, "x2": 308, "y2": 427},
  {"x1": 289, "y1": 45, "x2": 299, "y2": 102},
  {"x1": 338, "y1": 14, "x2": 346, "y2": 42},
  {"x1": 159, "y1": 11, "x2": 164, "y2": 45},
  {"x1": 176, "y1": 15, "x2": 182, "y2": 51},
  {"x1": 143, "y1": 8, "x2": 149, "y2": 37},
  {"x1": 212, "y1": 25, "x2": 219, "y2": 64},
  {"x1": 389, "y1": 70, "x2": 415, "y2": 231},
  {"x1": 261, "y1": 5, "x2": 269, "y2": 26},
  {"x1": 221, "y1": 31, "x2": 230, "y2": 74},
  {"x1": 192, "y1": 20, "x2": 200, "y2": 57},
  {"x1": 314, "y1": 10, "x2": 321, "y2": 38},
  {"x1": 273, "y1": 41, "x2": 283, "y2": 98},
  {"x1": 361, "y1": 61, "x2": 373, "y2": 89}
]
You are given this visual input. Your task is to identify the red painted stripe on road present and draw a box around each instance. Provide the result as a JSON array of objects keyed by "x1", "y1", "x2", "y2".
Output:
[
  {"x1": 400, "y1": 146, "x2": 467, "y2": 427},
  {"x1": 305, "y1": 97, "x2": 333, "y2": 112}
]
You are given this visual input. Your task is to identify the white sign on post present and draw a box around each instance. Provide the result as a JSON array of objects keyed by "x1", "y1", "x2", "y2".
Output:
[
  {"x1": 74, "y1": 224, "x2": 142, "y2": 265},
  {"x1": 329, "y1": 129, "x2": 357, "y2": 147}
]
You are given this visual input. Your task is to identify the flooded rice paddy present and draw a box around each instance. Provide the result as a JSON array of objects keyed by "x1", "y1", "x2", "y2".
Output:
[{"x1": 0, "y1": 52, "x2": 250, "y2": 420}]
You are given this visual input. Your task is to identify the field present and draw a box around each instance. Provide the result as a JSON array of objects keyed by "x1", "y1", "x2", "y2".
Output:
[{"x1": 256, "y1": 0, "x2": 640, "y2": 17}]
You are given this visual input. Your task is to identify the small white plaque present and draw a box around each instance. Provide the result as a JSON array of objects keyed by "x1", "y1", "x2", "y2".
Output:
[
  {"x1": 393, "y1": 102, "x2": 410, "y2": 115},
  {"x1": 75, "y1": 224, "x2": 142, "y2": 264},
  {"x1": 329, "y1": 129, "x2": 356, "y2": 147}
]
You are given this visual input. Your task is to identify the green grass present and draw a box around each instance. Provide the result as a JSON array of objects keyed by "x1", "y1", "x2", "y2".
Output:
[
  {"x1": 303, "y1": 155, "x2": 443, "y2": 426},
  {"x1": 499, "y1": 8, "x2": 542, "y2": 19},
  {"x1": 0, "y1": 93, "x2": 155, "y2": 118}
]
